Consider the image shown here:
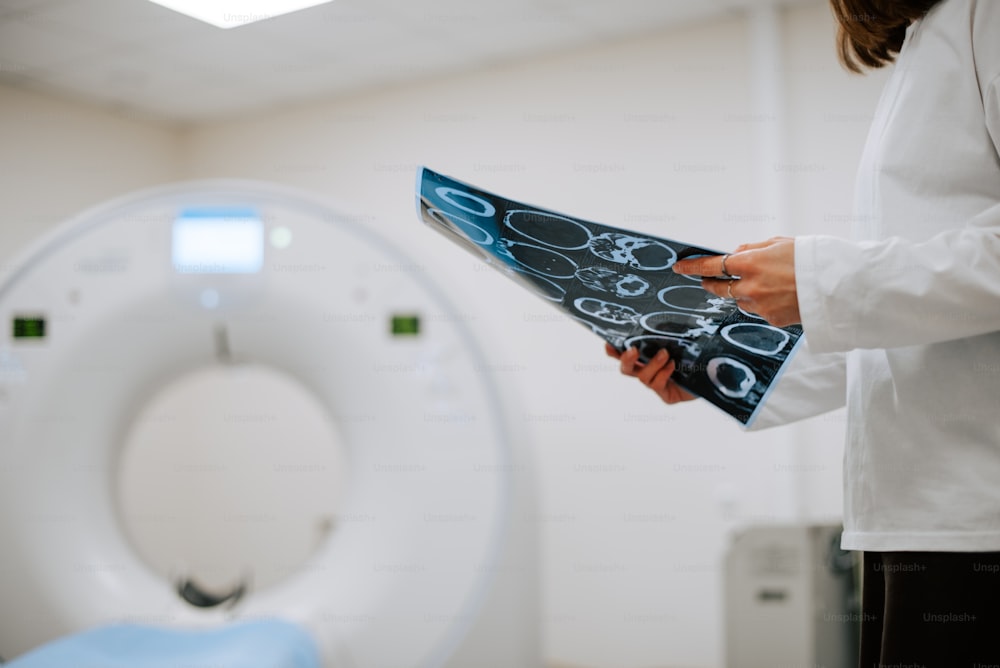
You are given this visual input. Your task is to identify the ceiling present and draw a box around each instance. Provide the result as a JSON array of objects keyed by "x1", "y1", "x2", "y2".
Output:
[{"x1": 0, "y1": 0, "x2": 816, "y2": 124}]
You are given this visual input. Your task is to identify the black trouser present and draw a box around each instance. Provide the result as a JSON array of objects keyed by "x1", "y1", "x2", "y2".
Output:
[{"x1": 860, "y1": 551, "x2": 1000, "y2": 668}]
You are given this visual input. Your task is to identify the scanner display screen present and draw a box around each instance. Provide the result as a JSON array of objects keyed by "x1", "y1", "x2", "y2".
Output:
[
  {"x1": 391, "y1": 314, "x2": 420, "y2": 336},
  {"x1": 172, "y1": 209, "x2": 263, "y2": 274},
  {"x1": 13, "y1": 316, "x2": 45, "y2": 340}
]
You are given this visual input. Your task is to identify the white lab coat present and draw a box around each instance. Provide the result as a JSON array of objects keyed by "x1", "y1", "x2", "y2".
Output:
[{"x1": 753, "y1": 0, "x2": 1000, "y2": 551}]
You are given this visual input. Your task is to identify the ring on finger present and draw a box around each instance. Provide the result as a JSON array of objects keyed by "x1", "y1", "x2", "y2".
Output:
[{"x1": 721, "y1": 254, "x2": 733, "y2": 278}]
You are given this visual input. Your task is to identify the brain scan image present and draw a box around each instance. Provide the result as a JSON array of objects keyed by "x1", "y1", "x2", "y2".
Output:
[
  {"x1": 707, "y1": 357, "x2": 756, "y2": 399},
  {"x1": 497, "y1": 241, "x2": 578, "y2": 278},
  {"x1": 575, "y1": 266, "x2": 651, "y2": 299},
  {"x1": 428, "y1": 208, "x2": 494, "y2": 245},
  {"x1": 657, "y1": 285, "x2": 727, "y2": 313},
  {"x1": 572, "y1": 317, "x2": 631, "y2": 349},
  {"x1": 573, "y1": 297, "x2": 641, "y2": 326},
  {"x1": 504, "y1": 210, "x2": 592, "y2": 250},
  {"x1": 588, "y1": 232, "x2": 677, "y2": 270},
  {"x1": 639, "y1": 311, "x2": 720, "y2": 339},
  {"x1": 720, "y1": 323, "x2": 791, "y2": 356},
  {"x1": 434, "y1": 186, "x2": 496, "y2": 218},
  {"x1": 623, "y1": 334, "x2": 702, "y2": 361}
]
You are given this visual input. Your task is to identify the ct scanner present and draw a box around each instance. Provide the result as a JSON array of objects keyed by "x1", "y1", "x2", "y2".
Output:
[{"x1": 0, "y1": 181, "x2": 540, "y2": 666}]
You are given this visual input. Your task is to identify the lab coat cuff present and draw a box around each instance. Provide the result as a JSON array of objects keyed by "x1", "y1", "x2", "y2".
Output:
[{"x1": 794, "y1": 235, "x2": 848, "y2": 353}]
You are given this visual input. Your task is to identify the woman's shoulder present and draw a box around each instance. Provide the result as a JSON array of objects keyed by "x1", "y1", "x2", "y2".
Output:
[
  {"x1": 970, "y1": 0, "x2": 1000, "y2": 87},
  {"x1": 920, "y1": 0, "x2": 1000, "y2": 93}
]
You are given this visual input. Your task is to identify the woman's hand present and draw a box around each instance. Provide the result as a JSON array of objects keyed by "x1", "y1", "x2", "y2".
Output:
[
  {"x1": 605, "y1": 343, "x2": 698, "y2": 405},
  {"x1": 672, "y1": 236, "x2": 801, "y2": 327}
]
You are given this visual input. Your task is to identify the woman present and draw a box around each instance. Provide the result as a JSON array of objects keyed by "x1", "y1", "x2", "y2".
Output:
[{"x1": 609, "y1": 0, "x2": 1000, "y2": 665}]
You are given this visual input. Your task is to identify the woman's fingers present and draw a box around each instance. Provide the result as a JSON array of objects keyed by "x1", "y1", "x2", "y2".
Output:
[
  {"x1": 613, "y1": 345, "x2": 669, "y2": 382},
  {"x1": 678, "y1": 238, "x2": 800, "y2": 326},
  {"x1": 700, "y1": 276, "x2": 738, "y2": 300},
  {"x1": 606, "y1": 343, "x2": 697, "y2": 405},
  {"x1": 733, "y1": 236, "x2": 792, "y2": 254},
  {"x1": 647, "y1": 359, "x2": 677, "y2": 393},
  {"x1": 618, "y1": 346, "x2": 641, "y2": 376},
  {"x1": 636, "y1": 349, "x2": 670, "y2": 386},
  {"x1": 672, "y1": 254, "x2": 728, "y2": 278}
]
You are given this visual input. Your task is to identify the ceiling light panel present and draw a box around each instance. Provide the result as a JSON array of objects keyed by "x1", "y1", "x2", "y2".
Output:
[{"x1": 147, "y1": 0, "x2": 336, "y2": 29}]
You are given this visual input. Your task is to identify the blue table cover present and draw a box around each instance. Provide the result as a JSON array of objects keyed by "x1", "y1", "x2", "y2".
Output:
[{"x1": 6, "y1": 620, "x2": 321, "y2": 668}]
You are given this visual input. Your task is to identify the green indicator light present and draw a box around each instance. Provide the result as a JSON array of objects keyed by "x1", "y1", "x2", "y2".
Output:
[
  {"x1": 391, "y1": 314, "x2": 420, "y2": 337},
  {"x1": 13, "y1": 317, "x2": 46, "y2": 340}
]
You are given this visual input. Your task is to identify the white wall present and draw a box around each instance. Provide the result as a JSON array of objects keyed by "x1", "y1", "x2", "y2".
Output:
[
  {"x1": 0, "y1": 2, "x2": 887, "y2": 666},
  {"x1": 0, "y1": 85, "x2": 183, "y2": 269}
]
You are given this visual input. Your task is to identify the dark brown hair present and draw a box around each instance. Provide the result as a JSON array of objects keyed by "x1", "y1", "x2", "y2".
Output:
[{"x1": 829, "y1": 0, "x2": 944, "y2": 72}]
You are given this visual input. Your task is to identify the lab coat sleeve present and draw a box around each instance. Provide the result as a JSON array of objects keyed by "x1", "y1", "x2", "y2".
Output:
[
  {"x1": 745, "y1": 336, "x2": 847, "y2": 431},
  {"x1": 795, "y1": 203, "x2": 1000, "y2": 353}
]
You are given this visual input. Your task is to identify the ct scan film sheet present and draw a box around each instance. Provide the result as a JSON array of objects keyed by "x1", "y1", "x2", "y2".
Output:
[{"x1": 416, "y1": 167, "x2": 803, "y2": 426}]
